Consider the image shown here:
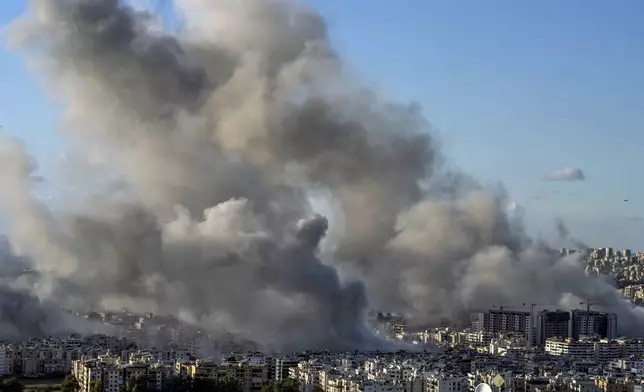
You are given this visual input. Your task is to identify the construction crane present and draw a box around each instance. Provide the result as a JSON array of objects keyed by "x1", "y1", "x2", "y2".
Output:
[
  {"x1": 492, "y1": 303, "x2": 558, "y2": 315},
  {"x1": 492, "y1": 304, "x2": 525, "y2": 312},
  {"x1": 522, "y1": 302, "x2": 556, "y2": 333},
  {"x1": 522, "y1": 302, "x2": 556, "y2": 315},
  {"x1": 521, "y1": 303, "x2": 554, "y2": 347},
  {"x1": 579, "y1": 301, "x2": 610, "y2": 312}
]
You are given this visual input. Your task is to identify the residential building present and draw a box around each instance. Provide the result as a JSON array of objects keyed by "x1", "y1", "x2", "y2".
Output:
[
  {"x1": 570, "y1": 311, "x2": 617, "y2": 340},
  {"x1": 472, "y1": 310, "x2": 532, "y2": 344},
  {"x1": 595, "y1": 378, "x2": 633, "y2": 392},
  {"x1": 535, "y1": 310, "x2": 570, "y2": 346},
  {"x1": 426, "y1": 374, "x2": 467, "y2": 392},
  {"x1": 276, "y1": 358, "x2": 300, "y2": 383}
]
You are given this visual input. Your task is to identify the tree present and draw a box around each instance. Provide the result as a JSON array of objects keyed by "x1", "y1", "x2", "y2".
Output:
[
  {"x1": 273, "y1": 379, "x2": 300, "y2": 392},
  {"x1": 264, "y1": 379, "x2": 302, "y2": 392},
  {"x1": 126, "y1": 376, "x2": 150, "y2": 392},
  {"x1": 216, "y1": 376, "x2": 242, "y2": 392},
  {"x1": 90, "y1": 381, "x2": 104, "y2": 392},
  {"x1": 60, "y1": 376, "x2": 80, "y2": 392},
  {"x1": 161, "y1": 376, "x2": 190, "y2": 392},
  {"x1": 0, "y1": 377, "x2": 25, "y2": 392},
  {"x1": 281, "y1": 378, "x2": 300, "y2": 392}
]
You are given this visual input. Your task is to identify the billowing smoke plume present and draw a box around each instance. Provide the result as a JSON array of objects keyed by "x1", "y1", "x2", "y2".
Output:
[
  {"x1": 0, "y1": 282, "x2": 107, "y2": 340},
  {"x1": 0, "y1": 235, "x2": 108, "y2": 340},
  {"x1": 2, "y1": 0, "x2": 642, "y2": 347}
]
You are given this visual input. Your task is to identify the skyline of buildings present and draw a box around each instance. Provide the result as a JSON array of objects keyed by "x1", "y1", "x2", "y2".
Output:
[{"x1": 471, "y1": 308, "x2": 619, "y2": 349}]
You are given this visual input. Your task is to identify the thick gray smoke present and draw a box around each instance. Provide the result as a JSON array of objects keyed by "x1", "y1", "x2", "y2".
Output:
[
  {"x1": 0, "y1": 282, "x2": 98, "y2": 340},
  {"x1": 2, "y1": 0, "x2": 643, "y2": 348},
  {"x1": 0, "y1": 236, "x2": 108, "y2": 340}
]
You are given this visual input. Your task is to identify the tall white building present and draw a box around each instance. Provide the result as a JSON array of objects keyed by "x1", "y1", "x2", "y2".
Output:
[{"x1": 0, "y1": 346, "x2": 10, "y2": 377}]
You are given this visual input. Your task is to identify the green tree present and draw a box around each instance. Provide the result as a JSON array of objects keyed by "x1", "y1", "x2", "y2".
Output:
[
  {"x1": 312, "y1": 386, "x2": 324, "y2": 392},
  {"x1": 90, "y1": 381, "x2": 104, "y2": 392},
  {"x1": 126, "y1": 376, "x2": 150, "y2": 392},
  {"x1": 60, "y1": 376, "x2": 81, "y2": 392},
  {"x1": 216, "y1": 376, "x2": 241, "y2": 392},
  {"x1": 0, "y1": 377, "x2": 25, "y2": 392},
  {"x1": 282, "y1": 378, "x2": 300, "y2": 392},
  {"x1": 273, "y1": 379, "x2": 300, "y2": 392},
  {"x1": 161, "y1": 376, "x2": 190, "y2": 392}
]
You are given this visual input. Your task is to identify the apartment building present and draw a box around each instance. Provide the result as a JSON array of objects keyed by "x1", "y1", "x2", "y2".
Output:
[
  {"x1": 536, "y1": 310, "x2": 570, "y2": 346},
  {"x1": 570, "y1": 311, "x2": 617, "y2": 340},
  {"x1": 595, "y1": 378, "x2": 634, "y2": 392},
  {"x1": 544, "y1": 338, "x2": 622, "y2": 362},
  {"x1": 426, "y1": 375, "x2": 467, "y2": 392},
  {"x1": 472, "y1": 310, "x2": 532, "y2": 345}
]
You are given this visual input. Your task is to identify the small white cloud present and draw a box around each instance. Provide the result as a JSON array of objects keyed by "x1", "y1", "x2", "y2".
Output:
[{"x1": 545, "y1": 167, "x2": 585, "y2": 182}]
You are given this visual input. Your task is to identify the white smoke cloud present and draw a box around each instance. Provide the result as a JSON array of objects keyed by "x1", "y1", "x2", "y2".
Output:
[
  {"x1": 546, "y1": 167, "x2": 586, "y2": 182},
  {"x1": 0, "y1": 0, "x2": 640, "y2": 348}
]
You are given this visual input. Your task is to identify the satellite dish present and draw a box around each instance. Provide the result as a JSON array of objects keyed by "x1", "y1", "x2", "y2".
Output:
[{"x1": 475, "y1": 384, "x2": 493, "y2": 392}]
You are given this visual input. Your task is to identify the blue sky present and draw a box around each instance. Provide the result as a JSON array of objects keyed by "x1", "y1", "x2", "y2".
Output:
[{"x1": 0, "y1": 0, "x2": 643, "y2": 249}]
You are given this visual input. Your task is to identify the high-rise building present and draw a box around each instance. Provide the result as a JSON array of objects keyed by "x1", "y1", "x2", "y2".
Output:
[
  {"x1": 559, "y1": 248, "x2": 578, "y2": 256},
  {"x1": 471, "y1": 309, "x2": 532, "y2": 343},
  {"x1": 0, "y1": 346, "x2": 10, "y2": 377},
  {"x1": 536, "y1": 310, "x2": 571, "y2": 346},
  {"x1": 274, "y1": 358, "x2": 299, "y2": 383},
  {"x1": 570, "y1": 310, "x2": 617, "y2": 340},
  {"x1": 471, "y1": 312, "x2": 489, "y2": 333}
]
